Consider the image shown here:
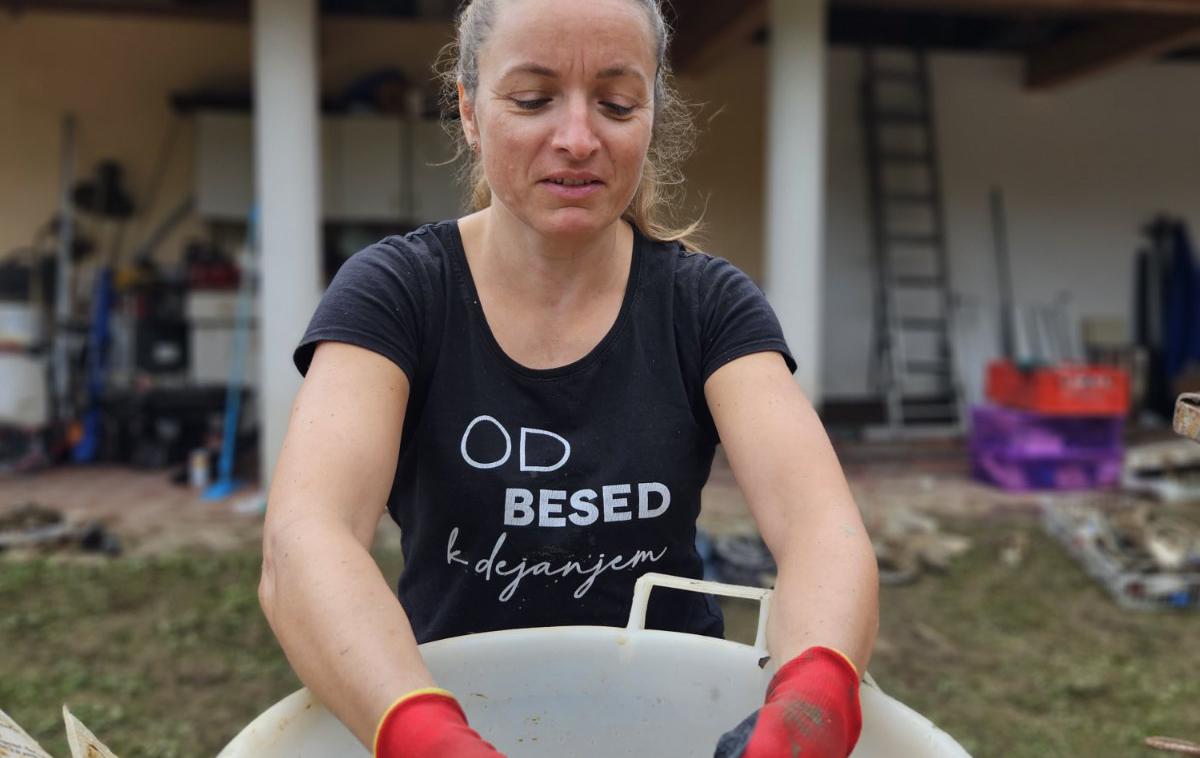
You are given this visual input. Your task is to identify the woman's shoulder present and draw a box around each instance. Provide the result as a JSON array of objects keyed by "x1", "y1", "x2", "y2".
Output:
[
  {"x1": 356, "y1": 220, "x2": 459, "y2": 273},
  {"x1": 647, "y1": 237, "x2": 758, "y2": 299}
]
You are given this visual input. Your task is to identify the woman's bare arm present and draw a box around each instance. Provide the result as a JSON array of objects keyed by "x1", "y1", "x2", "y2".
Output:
[
  {"x1": 704, "y1": 352, "x2": 879, "y2": 672},
  {"x1": 259, "y1": 341, "x2": 435, "y2": 748}
]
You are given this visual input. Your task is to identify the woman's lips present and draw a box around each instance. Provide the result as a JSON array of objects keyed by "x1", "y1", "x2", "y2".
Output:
[{"x1": 539, "y1": 179, "x2": 604, "y2": 200}]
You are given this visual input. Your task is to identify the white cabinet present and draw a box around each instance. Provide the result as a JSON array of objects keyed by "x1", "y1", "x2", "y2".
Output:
[
  {"x1": 195, "y1": 112, "x2": 255, "y2": 219},
  {"x1": 323, "y1": 116, "x2": 406, "y2": 221},
  {"x1": 186, "y1": 290, "x2": 259, "y2": 389},
  {"x1": 0, "y1": 353, "x2": 48, "y2": 427},
  {"x1": 195, "y1": 111, "x2": 459, "y2": 222}
]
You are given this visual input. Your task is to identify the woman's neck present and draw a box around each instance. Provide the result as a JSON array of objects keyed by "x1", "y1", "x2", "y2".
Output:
[{"x1": 459, "y1": 205, "x2": 633, "y2": 309}]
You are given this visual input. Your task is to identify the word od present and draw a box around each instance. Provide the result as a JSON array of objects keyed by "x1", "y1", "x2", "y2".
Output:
[{"x1": 460, "y1": 415, "x2": 571, "y2": 472}]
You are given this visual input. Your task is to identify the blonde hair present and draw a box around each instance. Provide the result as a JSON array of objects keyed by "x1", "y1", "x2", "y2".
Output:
[{"x1": 434, "y1": 0, "x2": 702, "y2": 249}]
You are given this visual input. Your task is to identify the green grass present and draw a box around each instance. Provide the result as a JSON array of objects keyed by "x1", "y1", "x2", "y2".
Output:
[
  {"x1": 863, "y1": 518, "x2": 1200, "y2": 758},
  {"x1": 1, "y1": 552, "x2": 291, "y2": 757},
  {"x1": 0, "y1": 549, "x2": 404, "y2": 758},
  {"x1": 0, "y1": 520, "x2": 1196, "y2": 757}
]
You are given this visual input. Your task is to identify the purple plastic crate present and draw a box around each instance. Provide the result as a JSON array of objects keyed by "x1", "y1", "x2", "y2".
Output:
[
  {"x1": 970, "y1": 405, "x2": 1124, "y2": 491},
  {"x1": 970, "y1": 404, "x2": 1124, "y2": 456},
  {"x1": 972, "y1": 447, "x2": 1123, "y2": 491}
]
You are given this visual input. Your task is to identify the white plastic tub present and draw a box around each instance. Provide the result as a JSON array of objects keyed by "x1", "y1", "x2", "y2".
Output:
[{"x1": 219, "y1": 573, "x2": 971, "y2": 757}]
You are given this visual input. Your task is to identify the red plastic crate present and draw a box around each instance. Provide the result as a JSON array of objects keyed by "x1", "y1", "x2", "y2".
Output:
[{"x1": 985, "y1": 360, "x2": 1130, "y2": 416}]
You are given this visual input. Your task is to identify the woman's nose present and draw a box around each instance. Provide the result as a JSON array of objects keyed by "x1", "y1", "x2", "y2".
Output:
[{"x1": 552, "y1": 95, "x2": 601, "y2": 160}]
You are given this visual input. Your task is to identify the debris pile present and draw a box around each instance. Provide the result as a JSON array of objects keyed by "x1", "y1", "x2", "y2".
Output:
[
  {"x1": 698, "y1": 507, "x2": 974, "y2": 589},
  {"x1": 696, "y1": 530, "x2": 776, "y2": 588},
  {"x1": 866, "y1": 507, "x2": 973, "y2": 585},
  {"x1": 1043, "y1": 501, "x2": 1200, "y2": 610},
  {"x1": 0, "y1": 503, "x2": 121, "y2": 557},
  {"x1": 1122, "y1": 440, "x2": 1200, "y2": 503}
]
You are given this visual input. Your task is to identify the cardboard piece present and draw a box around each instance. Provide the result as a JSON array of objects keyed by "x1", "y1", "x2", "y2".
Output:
[
  {"x1": 0, "y1": 707, "x2": 53, "y2": 758},
  {"x1": 62, "y1": 707, "x2": 118, "y2": 758},
  {"x1": 0, "y1": 706, "x2": 120, "y2": 758}
]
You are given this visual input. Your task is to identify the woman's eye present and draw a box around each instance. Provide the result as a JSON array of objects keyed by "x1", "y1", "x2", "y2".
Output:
[
  {"x1": 512, "y1": 97, "x2": 550, "y2": 110},
  {"x1": 603, "y1": 102, "x2": 635, "y2": 117}
]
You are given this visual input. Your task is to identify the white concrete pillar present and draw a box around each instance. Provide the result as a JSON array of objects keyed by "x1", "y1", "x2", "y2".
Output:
[
  {"x1": 763, "y1": 0, "x2": 827, "y2": 401},
  {"x1": 253, "y1": 0, "x2": 322, "y2": 487}
]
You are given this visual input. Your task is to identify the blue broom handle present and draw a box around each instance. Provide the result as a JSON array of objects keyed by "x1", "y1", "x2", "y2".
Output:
[{"x1": 215, "y1": 207, "x2": 258, "y2": 484}]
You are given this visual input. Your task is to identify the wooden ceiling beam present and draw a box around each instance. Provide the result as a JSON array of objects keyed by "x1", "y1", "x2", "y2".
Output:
[
  {"x1": 833, "y1": 0, "x2": 1200, "y2": 17},
  {"x1": 669, "y1": 0, "x2": 768, "y2": 75},
  {"x1": 1026, "y1": 16, "x2": 1200, "y2": 88},
  {"x1": 2, "y1": 0, "x2": 248, "y2": 19}
]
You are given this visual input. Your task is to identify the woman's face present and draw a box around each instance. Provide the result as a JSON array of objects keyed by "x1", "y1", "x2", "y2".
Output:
[{"x1": 460, "y1": 0, "x2": 657, "y2": 240}]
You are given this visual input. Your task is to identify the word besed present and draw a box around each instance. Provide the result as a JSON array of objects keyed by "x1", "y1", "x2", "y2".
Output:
[{"x1": 503, "y1": 483, "x2": 670, "y2": 527}]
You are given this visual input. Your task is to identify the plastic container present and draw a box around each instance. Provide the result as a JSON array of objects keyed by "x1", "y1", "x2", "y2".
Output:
[
  {"x1": 970, "y1": 405, "x2": 1124, "y2": 491},
  {"x1": 970, "y1": 405, "x2": 1124, "y2": 456},
  {"x1": 972, "y1": 448, "x2": 1123, "y2": 491},
  {"x1": 218, "y1": 573, "x2": 971, "y2": 758},
  {"x1": 985, "y1": 360, "x2": 1130, "y2": 416}
]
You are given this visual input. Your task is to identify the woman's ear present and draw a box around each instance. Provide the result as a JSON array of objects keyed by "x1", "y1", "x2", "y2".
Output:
[{"x1": 457, "y1": 80, "x2": 479, "y2": 149}]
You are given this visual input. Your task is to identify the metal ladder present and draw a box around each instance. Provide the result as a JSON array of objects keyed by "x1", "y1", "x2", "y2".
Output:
[{"x1": 860, "y1": 47, "x2": 963, "y2": 435}]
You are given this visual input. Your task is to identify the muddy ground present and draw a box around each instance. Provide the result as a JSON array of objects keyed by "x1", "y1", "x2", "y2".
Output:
[{"x1": 1, "y1": 445, "x2": 1197, "y2": 757}]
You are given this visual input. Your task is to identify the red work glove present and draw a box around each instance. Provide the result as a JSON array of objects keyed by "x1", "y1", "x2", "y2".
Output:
[
  {"x1": 713, "y1": 646, "x2": 862, "y2": 758},
  {"x1": 374, "y1": 688, "x2": 507, "y2": 758}
]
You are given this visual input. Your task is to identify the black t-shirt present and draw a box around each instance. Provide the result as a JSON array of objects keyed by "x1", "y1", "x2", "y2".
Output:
[{"x1": 294, "y1": 221, "x2": 795, "y2": 643}]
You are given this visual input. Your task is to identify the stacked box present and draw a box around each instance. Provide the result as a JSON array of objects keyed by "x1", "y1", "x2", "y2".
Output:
[
  {"x1": 969, "y1": 405, "x2": 1124, "y2": 491},
  {"x1": 986, "y1": 360, "x2": 1130, "y2": 416}
]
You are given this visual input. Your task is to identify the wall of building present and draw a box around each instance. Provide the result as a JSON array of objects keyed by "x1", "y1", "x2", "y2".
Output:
[
  {"x1": 823, "y1": 49, "x2": 1200, "y2": 402},
  {"x1": 0, "y1": 11, "x2": 453, "y2": 269},
  {"x1": 676, "y1": 49, "x2": 769, "y2": 282}
]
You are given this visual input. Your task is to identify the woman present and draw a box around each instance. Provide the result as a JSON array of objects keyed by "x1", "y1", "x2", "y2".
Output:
[{"x1": 258, "y1": 0, "x2": 879, "y2": 756}]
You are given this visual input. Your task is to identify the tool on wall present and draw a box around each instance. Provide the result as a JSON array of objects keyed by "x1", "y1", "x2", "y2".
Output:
[
  {"x1": 991, "y1": 188, "x2": 1016, "y2": 362},
  {"x1": 861, "y1": 47, "x2": 963, "y2": 435},
  {"x1": 983, "y1": 191, "x2": 1131, "y2": 418},
  {"x1": 203, "y1": 206, "x2": 259, "y2": 501},
  {"x1": 71, "y1": 161, "x2": 135, "y2": 462},
  {"x1": 51, "y1": 114, "x2": 78, "y2": 431}
]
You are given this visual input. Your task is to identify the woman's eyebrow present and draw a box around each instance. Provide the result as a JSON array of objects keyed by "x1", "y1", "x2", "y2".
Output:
[
  {"x1": 500, "y1": 63, "x2": 557, "y2": 79},
  {"x1": 498, "y1": 62, "x2": 647, "y2": 85},
  {"x1": 597, "y1": 66, "x2": 647, "y2": 85}
]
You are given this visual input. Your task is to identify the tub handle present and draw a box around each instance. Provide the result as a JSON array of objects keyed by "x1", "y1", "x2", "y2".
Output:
[{"x1": 627, "y1": 572, "x2": 773, "y2": 654}]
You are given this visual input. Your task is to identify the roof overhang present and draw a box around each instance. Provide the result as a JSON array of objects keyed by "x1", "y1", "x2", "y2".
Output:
[
  {"x1": 667, "y1": 0, "x2": 1200, "y2": 90},
  {"x1": 10, "y1": 0, "x2": 1200, "y2": 90}
]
